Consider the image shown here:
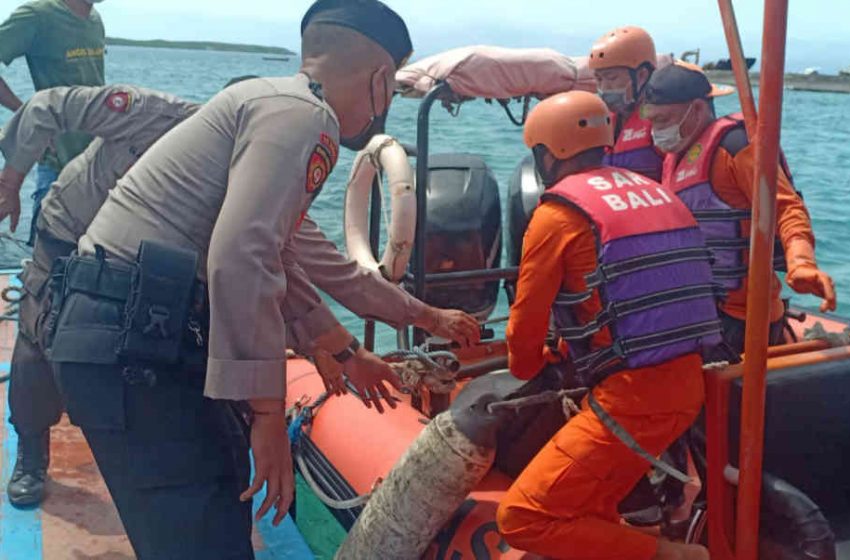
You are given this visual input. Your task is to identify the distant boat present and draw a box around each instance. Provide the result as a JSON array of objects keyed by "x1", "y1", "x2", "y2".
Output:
[
  {"x1": 702, "y1": 57, "x2": 757, "y2": 71},
  {"x1": 263, "y1": 56, "x2": 290, "y2": 62}
]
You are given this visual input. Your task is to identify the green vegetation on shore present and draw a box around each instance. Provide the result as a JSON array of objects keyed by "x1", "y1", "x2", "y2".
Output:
[{"x1": 106, "y1": 37, "x2": 295, "y2": 56}]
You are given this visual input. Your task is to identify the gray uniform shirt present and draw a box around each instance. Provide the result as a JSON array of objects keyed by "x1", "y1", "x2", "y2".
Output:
[
  {"x1": 80, "y1": 74, "x2": 360, "y2": 400},
  {"x1": 0, "y1": 84, "x2": 198, "y2": 244}
]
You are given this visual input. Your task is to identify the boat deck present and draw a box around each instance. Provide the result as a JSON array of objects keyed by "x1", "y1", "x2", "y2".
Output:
[{"x1": 0, "y1": 274, "x2": 315, "y2": 560}]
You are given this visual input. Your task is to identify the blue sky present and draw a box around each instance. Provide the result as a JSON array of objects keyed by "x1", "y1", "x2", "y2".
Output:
[{"x1": 5, "y1": 0, "x2": 848, "y2": 71}]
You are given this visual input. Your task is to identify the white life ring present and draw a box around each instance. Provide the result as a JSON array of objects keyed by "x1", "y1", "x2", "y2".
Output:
[{"x1": 344, "y1": 134, "x2": 416, "y2": 283}]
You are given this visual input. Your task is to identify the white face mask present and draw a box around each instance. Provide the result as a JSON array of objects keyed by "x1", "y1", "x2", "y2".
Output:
[{"x1": 652, "y1": 103, "x2": 696, "y2": 152}]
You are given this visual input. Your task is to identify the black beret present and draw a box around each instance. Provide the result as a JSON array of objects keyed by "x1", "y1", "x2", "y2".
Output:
[{"x1": 301, "y1": 0, "x2": 413, "y2": 68}]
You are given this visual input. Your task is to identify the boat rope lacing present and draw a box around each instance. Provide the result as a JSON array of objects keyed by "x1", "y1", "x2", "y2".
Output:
[
  {"x1": 382, "y1": 347, "x2": 460, "y2": 394},
  {"x1": 287, "y1": 392, "x2": 377, "y2": 510},
  {"x1": 804, "y1": 321, "x2": 850, "y2": 348}
]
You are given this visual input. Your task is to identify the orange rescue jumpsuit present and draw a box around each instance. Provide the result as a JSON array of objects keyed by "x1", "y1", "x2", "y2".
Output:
[{"x1": 497, "y1": 202, "x2": 704, "y2": 560}]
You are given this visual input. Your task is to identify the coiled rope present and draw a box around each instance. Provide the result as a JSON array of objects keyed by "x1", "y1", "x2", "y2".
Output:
[{"x1": 382, "y1": 347, "x2": 460, "y2": 394}]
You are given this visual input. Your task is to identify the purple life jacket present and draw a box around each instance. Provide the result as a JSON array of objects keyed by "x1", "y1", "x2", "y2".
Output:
[
  {"x1": 663, "y1": 114, "x2": 792, "y2": 291},
  {"x1": 543, "y1": 166, "x2": 722, "y2": 387},
  {"x1": 603, "y1": 110, "x2": 664, "y2": 182}
]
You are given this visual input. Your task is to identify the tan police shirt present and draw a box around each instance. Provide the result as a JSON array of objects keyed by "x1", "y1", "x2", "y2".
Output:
[
  {"x1": 80, "y1": 74, "x2": 345, "y2": 401},
  {"x1": 0, "y1": 85, "x2": 198, "y2": 244}
]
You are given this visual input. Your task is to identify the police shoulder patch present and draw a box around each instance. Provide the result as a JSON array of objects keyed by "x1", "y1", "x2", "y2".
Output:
[
  {"x1": 105, "y1": 91, "x2": 132, "y2": 113},
  {"x1": 305, "y1": 133, "x2": 339, "y2": 194}
]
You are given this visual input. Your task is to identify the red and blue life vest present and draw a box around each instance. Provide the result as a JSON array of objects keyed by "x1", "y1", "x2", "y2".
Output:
[
  {"x1": 543, "y1": 166, "x2": 722, "y2": 386},
  {"x1": 603, "y1": 110, "x2": 664, "y2": 182},
  {"x1": 662, "y1": 114, "x2": 791, "y2": 291}
]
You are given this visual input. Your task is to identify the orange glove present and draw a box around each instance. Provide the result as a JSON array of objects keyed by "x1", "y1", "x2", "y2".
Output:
[{"x1": 785, "y1": 237, "x2": 837, "y2": 312}]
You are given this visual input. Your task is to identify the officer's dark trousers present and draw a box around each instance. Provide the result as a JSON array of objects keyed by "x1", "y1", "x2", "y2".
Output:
[
  {"x1": 8, "y1": 231, "x2": 72, "y2": 438},
  {"x1": 8, "y1": 333, "x2": 63, "y2": 437},
  {"x1": 52, "y1": 294, "x2": 254, "y2": 559}
]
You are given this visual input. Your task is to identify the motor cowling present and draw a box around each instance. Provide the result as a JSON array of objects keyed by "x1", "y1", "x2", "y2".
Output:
[
  {"x1": 505, "y1": 155, "x2": 544, "y2": 303},
  {"x1": 507, "y1": 155, "x2": 544, "y2": 267},
  {"x1": 417, "y1": 154, "x2": 502, "y2": 319}
]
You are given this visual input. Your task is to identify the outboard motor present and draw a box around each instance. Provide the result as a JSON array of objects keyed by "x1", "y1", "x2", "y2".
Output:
[
  {"x1": 506, "y1": 155, "x2": 544, "y2": 301},
  {"x1": 420, "y1": 154, "x2": 502, "y2": 319},
  {"x1": 507, "y1": 155, "x2": 544, "y2": 267}
]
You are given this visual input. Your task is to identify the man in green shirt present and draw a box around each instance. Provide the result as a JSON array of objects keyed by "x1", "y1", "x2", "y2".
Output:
[
  {"x1": 0, "y1": 0, "x2": 105, "y2": 243},
  {"x1": 0, "y1": 0, "x2": 104, "y2": 508}
]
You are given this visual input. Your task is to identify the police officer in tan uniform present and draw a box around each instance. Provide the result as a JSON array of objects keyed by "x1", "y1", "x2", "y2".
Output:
[
  {"x1": 0, "y1": 81, "x2": 477, "y2": 508},
  {"x1": 0, "y1": 84, "x2": 196, "y2": 506},
  {"x1": 46, "y1": 2, "x2": 423, "y2": 557}
]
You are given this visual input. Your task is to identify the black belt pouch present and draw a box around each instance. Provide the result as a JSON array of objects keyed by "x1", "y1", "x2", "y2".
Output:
[
  {"x1": 48, "y1": 250, "x2": 137, "y2": 364},
  {"x1": 118, "y1": 240, "x2": 200, "y2": 366}
]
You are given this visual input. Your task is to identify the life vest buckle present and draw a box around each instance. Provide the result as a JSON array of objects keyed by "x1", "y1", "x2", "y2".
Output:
[{"x1": 611, "y1": 339, "x2": 627, "y2": 359}]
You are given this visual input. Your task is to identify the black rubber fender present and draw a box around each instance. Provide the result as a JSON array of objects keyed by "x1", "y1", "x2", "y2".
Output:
[{"x1": 759, "y1": 471, "x2": 836, "y2": 560}]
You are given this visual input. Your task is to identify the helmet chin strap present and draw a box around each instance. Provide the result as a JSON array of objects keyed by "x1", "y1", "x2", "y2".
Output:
[
  {"x1": 628, "y1": 66, "x2": 652, "y2": 109},
  {"x1": 628, "y1": 69, "x2": 641, "y2": 103}
]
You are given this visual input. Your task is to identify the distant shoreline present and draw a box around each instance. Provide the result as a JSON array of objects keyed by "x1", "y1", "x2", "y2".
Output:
[
  {"x1": 106, "y1": 37, "x2": 295, "y2": 56},
  {"x1": 706, "y1": 70, "x2": 850, "y2": 95}
]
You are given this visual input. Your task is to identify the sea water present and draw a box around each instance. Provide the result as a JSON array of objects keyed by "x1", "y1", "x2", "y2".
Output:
[{"x1": 0, "y1": 46, "x2": 848, "y2": 350}]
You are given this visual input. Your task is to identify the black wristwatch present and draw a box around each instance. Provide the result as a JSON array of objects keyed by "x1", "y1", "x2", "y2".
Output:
[{"x1": 332, "y1": 338, "x2": 361, "y2": 364}]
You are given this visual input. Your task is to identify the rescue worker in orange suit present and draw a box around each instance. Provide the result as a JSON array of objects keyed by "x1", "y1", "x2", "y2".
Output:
[
  {"x1": 590, "y1": 26, "x2": 664, "y2": 181},
  {"x1": 496, "y1": 91, "x2": 718, "y2": 560},
  {"x1": 643, "y1": 62, "x2": 836, "y2": 354}
]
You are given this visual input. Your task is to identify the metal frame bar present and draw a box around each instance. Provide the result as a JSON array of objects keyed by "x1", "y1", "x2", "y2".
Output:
[
  {"x1": 409, "y1": 84, "x2": 528, "y2": 348},
  {"x1": 710, "y1": 2, "x2": 791, "y2": 557},
  {"x1": 735, "y1": 1, "x2": 790, "y2": 558},
  {"x1": 705, "y1": 371, "x2": 736, "y2": 559},
  {"x1": 404, "y1": 267, "x2": 518, "y2": 290},
  {"x1": 412, "y1": 82, "x2": 452, "y2": 346},
  {"x1": 363, "y1": 175, "x2": 382, "y2": 351},
  {"x1": 717, "y1": 0, "x2": 759, "y2": 137}
]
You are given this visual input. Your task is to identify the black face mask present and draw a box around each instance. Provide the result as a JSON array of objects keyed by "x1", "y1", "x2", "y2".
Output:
[
  {"x1": 532, "y1": 145, "x2": 563, "y2": 188},
  {"x1": 341, "y1": 71, "x2": 389, "y2": 151}
]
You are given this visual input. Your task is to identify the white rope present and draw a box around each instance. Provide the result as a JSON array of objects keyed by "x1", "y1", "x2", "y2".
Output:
[
  {"x1": 382, "y1": 347, "x2": 460, "y2": 394},
  {"x1": 804, "y1": 321, "x2": 850, "y2": 348}
]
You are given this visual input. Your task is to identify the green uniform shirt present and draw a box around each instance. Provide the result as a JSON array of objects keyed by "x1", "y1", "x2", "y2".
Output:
[{"x1": 0, "y1": 0, "x2": 104, "y2": 171}]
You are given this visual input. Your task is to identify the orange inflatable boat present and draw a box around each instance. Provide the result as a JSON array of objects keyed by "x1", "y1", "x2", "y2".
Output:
[{"x1": 286, "y1": 306, "x2": 850, "y2": 559}]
